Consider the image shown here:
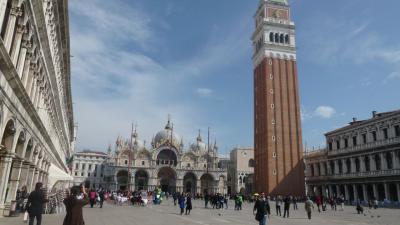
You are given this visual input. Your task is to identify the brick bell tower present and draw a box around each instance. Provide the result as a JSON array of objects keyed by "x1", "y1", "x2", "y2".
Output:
[{"x1": 252, "y1": 0, "x2": 305, "y2": 196}]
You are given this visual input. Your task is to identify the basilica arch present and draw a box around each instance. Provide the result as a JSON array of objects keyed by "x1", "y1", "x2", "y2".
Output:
[
  {"x1": 156, "y1": 148, "x2": 178, "y2": 166},
  {"x1": 157, "y1": 167, "x2": 176, "y2": 193},
  {"x1": 116, "y1": 170, "x2": 130, "y2": 191},
  {"x1": 200, "y1": 173, "x2": 214, "y2": 194},
  {"x1": 134, "y1": 169, "x2": 149, "y2": 191},
  {"x1": 183, "y1": 172, "x2": 197, "y2": 194}
]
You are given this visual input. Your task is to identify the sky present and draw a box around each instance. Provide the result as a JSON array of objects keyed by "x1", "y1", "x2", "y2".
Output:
[{"x1": 69, "y1": 0, "x2": 400, "y2": 155}]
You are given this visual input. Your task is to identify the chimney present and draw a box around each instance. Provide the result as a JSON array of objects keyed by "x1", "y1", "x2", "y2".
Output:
[
  {"x1": 352, "y1": 117, "x2": 357, "y2": 122},
  {"x1": 372, "y1": 111, "x2": 377, "y2": 118}
]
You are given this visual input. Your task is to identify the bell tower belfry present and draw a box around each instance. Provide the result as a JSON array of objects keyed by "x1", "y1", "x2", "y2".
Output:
[{"x1": 252, "y1": 0, "x2": 304, "y2": 196}]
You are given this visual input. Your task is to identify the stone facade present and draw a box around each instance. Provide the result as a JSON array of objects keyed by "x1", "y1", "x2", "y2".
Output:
[
  {"x1": 305, "y1": 110, "x2": 400, "y2": 203},
  {"x1": 72, "y1": 151, "x2": 108, "y2": 189},
  {"x1": 252, "y1": 0, "x2": 304, "y2": 196},
  {"x1": 0, "y1": 0, "x2": 73, "y2": 215},
  {"x1": 227, "y1": 147, "x2": 254, "y2": 195},
  {"x1": 73, "y1": 119, "x2": 227, "y2": 195}
]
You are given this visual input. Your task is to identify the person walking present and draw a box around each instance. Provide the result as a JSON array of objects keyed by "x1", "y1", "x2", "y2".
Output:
[
  {"x1": 63, "y1": 186, "x2": 89, "y2": 225},
  {"x1": 98, "y1": 190, "x2": 105, "y2": 208},
  {"x1": 224, "y1": 194, "x2": 229, "y2": 209},
  {"x1": 26, "y1": 182, "x2": 48, "y2": 225},
  {"x1": 292, "y1": 197, "x2": 298, "y2": 210},
  {"x1": 283, "y1": 196, "x2": 291, "y2": 218},
  {"x1": 275, "y1": 196, "x2": 282, "y2": 216},
  {"x1": 315, "y1": 195, "x2": 322, "y2": 212},
  {"x1": 185, "y1": 194, "x2": 192, "y2": 215},
  {"x1": 178, "y1": 194, "x2": 185, "y2": 215},
  {"x1": 305, "y1": 197, "x2": 314, "y2": 220},
  {"x1": 89, "y1": 189, "x2": 97, "y2": 208},
  {"x1": 173, "y1": 193, "x2": 178, "y2": 206},
  {"x1": 253, "y1": 193, "x2": 269, "y2": 225}
]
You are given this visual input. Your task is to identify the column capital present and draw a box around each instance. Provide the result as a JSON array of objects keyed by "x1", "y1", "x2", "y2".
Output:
[{"x1": 10, "y1": 7, "x2": 23, "y2": 17}]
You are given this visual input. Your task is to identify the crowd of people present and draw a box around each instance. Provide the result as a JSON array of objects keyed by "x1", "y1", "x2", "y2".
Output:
[{"x1": 21, "y1": 183, "x2": 390, "y2": 225}]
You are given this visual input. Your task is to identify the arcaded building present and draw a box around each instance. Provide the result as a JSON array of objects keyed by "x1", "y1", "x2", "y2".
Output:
[
  {"x1": 0, "y1": 0, "x2": 74, "y2": 214},
  {"x1": 252, "y1": 0, "x2": 304, "y2": 196},
  {"x1": 93, "y1": 119, "x2": 227, "y2": 194},
  {"x1": 305, "y1": 110, "x2": 400, "y2": 202}
]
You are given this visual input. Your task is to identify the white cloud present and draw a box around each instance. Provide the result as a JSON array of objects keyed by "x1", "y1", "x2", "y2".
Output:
[
  {"x1": 314, "y1": 106, "x2": 336, "y2": 119},
  {"x1": 69, "y1": 0, "x2": 250, "y2": 152},
  {"x1": 196, "y1": 88, "x2": 213, "y2": 97},
  {"x1": 383, "y1": 72, "x2": 400, "y2": 84}
]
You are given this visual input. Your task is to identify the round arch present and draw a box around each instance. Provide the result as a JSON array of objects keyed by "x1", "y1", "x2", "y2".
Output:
[
  {"x1": 183, "y1": 172, "x2": 197, "y2": 194},
  {"x1": 156, "y1": 148, "x2": 177, "y2": 166},
  {"x1": 116, "y1": 170, "x2": 130, "y2": 191},
  {"x1": 200, "y1": 173, "x2": 214, "y2": 195},
  {"x1": 134, "y1": 169, "x2": 149, "y2": 191},
  {"x1": 1, "y1": 119, "x2": 16, "y2": 152},
  {"x1": 157, "y1": 167, "x2": 176, "y2": 193},
  {"x1": 14, "y1": 130, "x2": 26, "y2": 158}
]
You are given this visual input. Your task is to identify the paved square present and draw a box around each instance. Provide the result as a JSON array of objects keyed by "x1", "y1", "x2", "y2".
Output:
[{"x1": 0, "y1": 199, "x2": 398, "y2": 225}]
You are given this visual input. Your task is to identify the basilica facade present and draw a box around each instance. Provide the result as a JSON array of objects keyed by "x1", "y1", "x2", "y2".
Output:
[{"x1": 101, "y1": 119, "x2": 227, "y2": 195}]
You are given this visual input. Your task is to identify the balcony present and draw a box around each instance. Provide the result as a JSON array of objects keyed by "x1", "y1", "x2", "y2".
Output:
[
  {"x1": 328, "y1": 136, "x2": 400, "y2": 156},
  {"x1": 306, "y1": 168, "x2": 400, "y2": 182}
]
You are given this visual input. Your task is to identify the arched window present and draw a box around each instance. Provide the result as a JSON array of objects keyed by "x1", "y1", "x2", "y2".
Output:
[
  {"x1": 269, "y1": 32, "x2": 274, "y2": 42},
  {"x1": 285, "y1": 34, "x2": 289, "y2": 44},
  {"x1": 248, "y1": 159, "x2": 255, "y2": 167},
  {"x1": 280, "y1": 34, "x2": 284, "y2": 43},
  {"x1": 275, "y1": 33, "x2": 279, "y2": 43}
]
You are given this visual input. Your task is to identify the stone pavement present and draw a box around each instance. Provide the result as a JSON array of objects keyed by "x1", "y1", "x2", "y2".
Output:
[{"x1": 0, "y1": 199, "x2": 399, "y2": 225}]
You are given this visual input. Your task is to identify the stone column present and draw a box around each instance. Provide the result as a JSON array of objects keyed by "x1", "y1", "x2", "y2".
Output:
[
  {"x1": 196, "y1": 179, "x2": 201, "y2": 195},
  {"x1": 10, "y1": 23, "x2": 25, "y2": 65},
  {"x1": 359, "y1": 156, "x2": 365, "y2": 172},
  {"x1": 3, "y1": 6, "x2": 21, "y2": 52},
  {"x1": 353, "y1": 184, "x2": 358, "y2": 201},
  {"x1": 391, "y1": 151, "x2": 399, "y2": 169},
  {"x1": 342, "y1": 159, "x2": 347, "y2": 174},
  {"x1": 372, "y1": 183, "x2": 378, "y2": 200},
  {"x1": 0, "y1": 0, "x2": 8, "y2": 29},
  {"x1": 5, "y1": 160, "x2": 23, "y2": 203},
  {"x1": 384, "y1": 183, "x2": 390, "y2": 200},
  {"x1": 320, "y1": 162, "x2": 325, "y2": 175},
  {"x1": 380, "y1": 153, "x2": 387, "y2": 170},
  {"x1": 334, "y1": 160, "x2": 339, "y2": 174},
  {"x1": 370, "y1": 155, "x2": 376, "y2": 171},
  {"x1": 350, "y1": 158, "x2": 356, "y2": 173},
  {"x1": 17, "y1": 39, "x2": 31, "y2": 77},
  {"x1": 362, "y1": 184, "x2": 368, "y2": 201},
  {"x1": 344, "y1": 184, "x2": 349, "y2": 201},
  {"x1": 328, "y1": 185, "x2": 333, "y2": 197},
  {"x1": 336, "y1": 185, "x2": 341, "y2": 197},
  {"x1": 396, "y1": 183, "x2": 400, "y2": 203},
  {"x1": 0, "y1": 155, "x2": 13, "y2": 206},
  {"x1": 32, "y1": 168, "x2": 39, "y2": 189},
  {"x1": 18, "y1": 162, "x2": 30, "y2": 189},
  {"x1": 27, "y1": 165, "x2": 36, "y2": 192}
]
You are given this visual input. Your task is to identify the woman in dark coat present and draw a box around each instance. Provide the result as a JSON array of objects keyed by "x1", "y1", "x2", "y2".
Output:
[
  {"x1": 63, "y1": 186, "x2": 89, "y2": 225},
  {"x1": 185, "y1": 193, "x2": 192, "y2": 215}
]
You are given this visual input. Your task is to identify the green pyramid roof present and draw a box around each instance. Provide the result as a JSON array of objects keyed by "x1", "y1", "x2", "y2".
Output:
[{"x1": 269, "y1": 0, "x2": 288, "y2": 5}]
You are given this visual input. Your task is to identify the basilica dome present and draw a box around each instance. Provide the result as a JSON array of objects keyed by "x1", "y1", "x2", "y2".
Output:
[
  {"x1": 153, "y1": 119, "x2": 182, "y2": 147},
  {"x1": 189, "y1": 131, "x2": 207, "y2": 153}
]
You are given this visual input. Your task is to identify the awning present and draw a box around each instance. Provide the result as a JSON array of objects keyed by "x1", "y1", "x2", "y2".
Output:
[{"x1": 48, "y1": 163, "x2": 73, "y2": 189}]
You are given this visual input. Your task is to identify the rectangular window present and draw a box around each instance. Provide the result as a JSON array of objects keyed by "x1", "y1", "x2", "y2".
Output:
[
  {"x1": 328, "y1": 142, "x2": 333, "y2": 151},
  {"x1": 125, "y1": 160, "x2": 128, "y2": 165},
  {"x1": 88, "y1": 172, "x2": 90, "y2": 177},
  {"x1": 352, "y1": 136, "x2": 357, "y2": 146},
  {"x1": 74, "y1": 172, "x2": 78, "y2": 176},
  {"x1": 336, "y1": 140, "x2": 340, "y2": 149},
  {"x1": 82, "y1": 164, "x2": 85, "y2": 170},
  {"x1": 395, "y1": 125, "x2": 400, "y2": 137},
  {"x1": 383, "y1": 128, "x2": 388, "y2": 139},
  {"x1": 75, "y1": 163, "x2": 79, "y2": 169},
  {"x1": 344, "y1": 139, "x2": 348, "y2": 148},
  {"x1": 81, "y1": 172, "x2": 84, "y2": 176},
  {"x1": 88, "y1": 164, "x2": 92, "y2": 170},
  {"x1": 362, "y1": 134, "x2": 367, "y2": 144},
  {"x1": 372, "y1": 131, "x2": 377, "y2": 141},
  {"x1": 142, "y1": 161, "x2": 145, "y2": 166}
]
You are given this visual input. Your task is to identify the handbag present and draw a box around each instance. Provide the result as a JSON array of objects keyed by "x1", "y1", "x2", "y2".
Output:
[{"x1": 23, "y1": 211, "x2": 29, "y2": 222}]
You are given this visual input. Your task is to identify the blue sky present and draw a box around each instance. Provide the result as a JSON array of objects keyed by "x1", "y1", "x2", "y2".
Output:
[{"x1": 70, "y1": 0, "x2": 400, "y2": 155}]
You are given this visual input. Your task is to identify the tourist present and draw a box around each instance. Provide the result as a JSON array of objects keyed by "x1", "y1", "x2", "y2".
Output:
[
  {"x1": 275, "y1": 195, "x2": 282, "y2": 216},
  {"x1": 89, "y1": 189, "x2": 97, "y2": 208},
  {"x1": 356, "y1": 199, "x2": 364, "y2": 214},
  {"x1": 305, "y1": 197, "x2": 314, "y2": 220},
  {"x1": 98, "y1": 190, "x2": 105, "y2": 208},
  {"x1": 265, "y1": 196, "x2": 271, "y2": 215},
  {"x1": 373, "y1": 198, "x2": 378, "y2": 209},
  {"x1": 283, "y1": 196, "x2": 291, "y2": 218},
  {"x1": 185, "y1": 193, "x2": 192, "y2": 215},
  {"x1": 315, "y1": 195, "x2": 322, "y2": 212},
  {"x1": 224, "y1": 194, "x2": 229, "y2": 209},
  {"x1": 178, "y1": 194, "x2": 185, "y2": 215},
  {"x1": 173, "y1": 192, "x2": 178, "y2": 206},
  {"x1": 63, "y1": 186, "x2": 89, "y2": 225},
  {"x1": 26, "y1": 182, "x2": 48, "y2": 225},
  {"x1": 204, "y1": 193, "x2": 209, "y2": 208},
  {"x1": 292, "y1": 196, "x2": 298, "y2": 210},
  {"x1": 339, "y1": 195, "x2": 345, "y2": 211},
  {"x1": 237, "y1": 194, "x2": 243, "y2": 210},
  {"x1": 253, "y1": 193, "x2": 269, "y2": 225}
]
